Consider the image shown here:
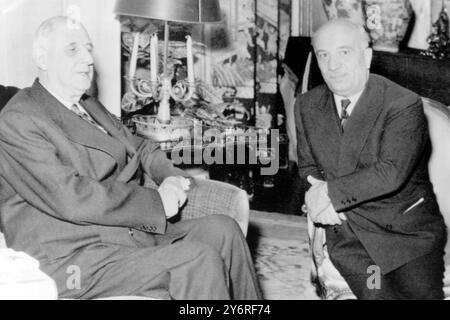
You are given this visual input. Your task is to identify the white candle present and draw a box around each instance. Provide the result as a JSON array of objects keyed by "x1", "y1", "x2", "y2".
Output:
[
  {"x1": 155, "y1": 34, "x2": 159, "y2": 80},
  {"x1": 408, "y1": 0, "x2": 432, "y2": 50},
  {"x1": 186, "y1": 36, "x2": 195, "y2": 84},
  {"x1": 129, "y1": 32, "x2": 139, "y2": 78},
  {"x1": 291, "y1": 0, "x2": 300, "y2": 36},
  {"x1": 150, "y1": 34, "x2": 158, "y2": 82}
]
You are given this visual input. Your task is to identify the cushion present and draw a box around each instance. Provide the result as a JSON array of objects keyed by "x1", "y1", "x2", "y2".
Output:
[
  {"x1": 0, "y1": 231, "x2": 5, "y2": 249},
  {"x1": 0, "y1": 249, "x2": 58, "y2": 300}
]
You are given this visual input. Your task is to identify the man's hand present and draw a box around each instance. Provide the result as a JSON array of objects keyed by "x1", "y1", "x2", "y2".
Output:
[
  {"x1": 305, "y1": 175, "x2": 347, "y2": 225},
  {"x1": 157, "y1": 176, "x2": 191, "y2": 219},
  {"x1": 312, "y1": 203, "x2": 347, "y2": 226},
  {"x1": 305, "y1": 176, "x2": 331, "y2": 219}
]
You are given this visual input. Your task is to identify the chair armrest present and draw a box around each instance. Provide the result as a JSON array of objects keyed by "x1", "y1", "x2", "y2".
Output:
[{"x1": 180, "y1": 179, "x2": 250, "y2": 236}]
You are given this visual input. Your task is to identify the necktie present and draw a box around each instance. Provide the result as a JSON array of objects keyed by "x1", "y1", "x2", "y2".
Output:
[
  {"x1": 70, "y1": 104, "x2": 108, "y2": 134},
  {"x1": 340, "y1": 99, "x2": 351, "y2": 130}
]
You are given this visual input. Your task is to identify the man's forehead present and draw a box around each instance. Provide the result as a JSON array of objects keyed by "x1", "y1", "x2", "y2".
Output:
[
  {"x1": 315, "y1": 28, "x2": 359, "y2": 50},
  {"x1": 53, "y1": 25, "x2": 91, "y2": 45}
]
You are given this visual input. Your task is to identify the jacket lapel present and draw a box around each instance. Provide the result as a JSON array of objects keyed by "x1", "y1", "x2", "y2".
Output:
[
  {"x1": 80, "y1": 97, "x2": 137, "y2": 156},
  {"x1": 311, "y1": 90, "x2": 343, "y2": 174},
  {"x1": 337, "y1": 75, "x2": 384, "y2": 176},
  {"x1": 79, "y1": 97, "x2": 144, "y2": 183},
  {"x1": 29, "y1": 80, "x2": 127, "y2": 165}
]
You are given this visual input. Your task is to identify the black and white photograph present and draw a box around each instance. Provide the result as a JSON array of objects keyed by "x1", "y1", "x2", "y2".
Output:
[{"x1": 0, "y1": 0, "x2": 450, "y2": 305}]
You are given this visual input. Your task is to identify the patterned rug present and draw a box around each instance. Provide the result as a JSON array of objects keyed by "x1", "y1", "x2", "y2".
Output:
[
  {"x1": 249, "y1": 211, "x2": 450, "y2": 300},
  {"x1": 248, "y1": 210, "x2": 320, "y2": 300}
]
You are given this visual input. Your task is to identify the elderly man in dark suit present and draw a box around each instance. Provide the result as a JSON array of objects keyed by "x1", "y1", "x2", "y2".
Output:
[
  {"x1": 0, "y1": 16, "x2": 261, "y2": 300},
  {"x1": 295, "y1": 19, "x2": 446, "y2": 299}
]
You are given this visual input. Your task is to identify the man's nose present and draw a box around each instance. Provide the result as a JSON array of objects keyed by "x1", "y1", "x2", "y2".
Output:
[
  {"x1": 80, "y1": 47, "x2": 94, "y2": 65},
  {"x1": 327, "y1": 55, "x2": 341, "y2": 71}
]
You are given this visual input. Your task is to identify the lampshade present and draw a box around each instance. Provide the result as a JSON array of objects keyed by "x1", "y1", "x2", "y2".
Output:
[{"x1": 114, "y1": 0, "x2": 223, "y2": 24}]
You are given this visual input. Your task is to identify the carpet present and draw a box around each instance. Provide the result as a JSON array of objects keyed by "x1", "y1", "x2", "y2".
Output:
[
  {"x1": 248, "y1": 210, "x2": 450, "y2": 300},
  {"x1": 248, "y1": 210, "x2": 320, "y2": 300}
]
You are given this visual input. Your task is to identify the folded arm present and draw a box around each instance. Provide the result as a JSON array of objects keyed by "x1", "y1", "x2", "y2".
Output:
[{"x1": 328, "y1": 98, "x2": 428, "y2": 212}]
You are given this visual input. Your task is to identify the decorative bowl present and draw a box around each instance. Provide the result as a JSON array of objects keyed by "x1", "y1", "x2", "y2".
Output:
[{"x1": 132, "y1": 115, "x2": 194, "y2": 149}]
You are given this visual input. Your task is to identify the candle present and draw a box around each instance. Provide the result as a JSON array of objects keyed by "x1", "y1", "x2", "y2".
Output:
[
  {"x1": 150, "y1": 34, "x2": 158, "y2": 82},
  {"x1": 129, "y1": 32, "x2": 140, "y2": 78},
  {"x1": 291, "y1": 0, "x2": 300, "y2": 36},
  {"x1": 155, "y1": 34, "x2": 159, "y2": 80},
  {"x1": 186, "y1": 36, "x2": 195, "y2": 84}
]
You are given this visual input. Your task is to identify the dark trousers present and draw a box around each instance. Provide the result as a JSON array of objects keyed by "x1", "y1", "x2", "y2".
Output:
[
  {"x1": 343, "y1": 250, "x2": 445, "y2": 300},
  {"x1": 329, "y1": 223, "x2": 445, "y2": 300},
  {"x1": 42, "y1": 215, "x2": 262, "y2": 300}
]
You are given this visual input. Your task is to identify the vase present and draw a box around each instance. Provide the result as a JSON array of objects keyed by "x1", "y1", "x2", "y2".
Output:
[
  {"x1": 365, "y1": 0, "x2": 413, "y2": 53},
  {"x1": 321, "y1": 0, "x2": 366, "y2": 26}
]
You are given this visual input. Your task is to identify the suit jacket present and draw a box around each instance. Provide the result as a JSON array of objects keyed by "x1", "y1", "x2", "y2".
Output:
[
  {"x1": 0, "y1": 80, "x2": 190, "y2": 263},
  {"x1": 295, "y1": 74, "x2": 445, "y2": 274}
]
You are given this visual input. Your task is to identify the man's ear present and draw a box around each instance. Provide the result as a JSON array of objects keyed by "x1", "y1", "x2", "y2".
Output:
[
  {"x1": 33, "y1": 47, "x2": 48, "y2": 71},
  {"x1": 364, "y1": 47, "x2": 373, "y2": 70}
]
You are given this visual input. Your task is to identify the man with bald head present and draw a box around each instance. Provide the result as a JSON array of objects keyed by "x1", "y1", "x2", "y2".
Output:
[
  {"x1": 0, "y1": 16, "x2": 261, "y2": 300},
  {"x1": 295, "y1": 19, "x2": 446, "y2": 299}
]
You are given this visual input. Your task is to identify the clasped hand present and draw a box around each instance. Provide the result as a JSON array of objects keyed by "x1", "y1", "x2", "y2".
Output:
[
  {"x1": 305, "y1": 176, "x2": 347, "y2": 226},
  {"x1": 157, "y1": 176, "x2": 191, "y2": 219}
]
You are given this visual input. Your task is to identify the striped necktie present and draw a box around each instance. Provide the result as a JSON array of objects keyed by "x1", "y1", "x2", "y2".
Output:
[
  {"x1": 70, "y1": 103, "x2": 108, "y2": 134},
  {"x1": 340, "y1": 99, "x2": 351, "y2": 130}
]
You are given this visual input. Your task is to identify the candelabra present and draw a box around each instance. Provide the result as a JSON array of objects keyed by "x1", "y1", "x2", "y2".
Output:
[
  {"x1": 125, "y1": 25, "x2": 196, "y2": 124},
  {"x1": 115, "y1": 0, "x2": 222, "y2": 126}
]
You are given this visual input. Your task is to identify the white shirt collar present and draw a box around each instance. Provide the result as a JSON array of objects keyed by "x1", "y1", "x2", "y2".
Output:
[
  {"x1": 39, "y1": 80, "x2": 108, "y2": 135},
  {"x1": 333, "y1": 89, "x2": 365, "y2": 118}
]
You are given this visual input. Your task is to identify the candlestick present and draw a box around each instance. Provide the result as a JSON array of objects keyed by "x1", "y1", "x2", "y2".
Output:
[
  {"x1": 126, "y1": 28, "x2": 196, "y2": 119},
  {"x1": 186, "y1": 36, "x2": 195, "y2": 84},
  {"x1": 129, "y1": 32, "x2": 140, "y2": 78},
  {"x1": 150, "y1": 34, "x2": 158, "y2": 82}
]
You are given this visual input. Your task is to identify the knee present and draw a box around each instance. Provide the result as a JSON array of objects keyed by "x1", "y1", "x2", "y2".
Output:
[
  {"x1": 198, "y1": 215, "x2": 245, "y2": 245},
  {"x1": 208, "y1": 214, "x2": 242, "y2": 234},
  {"x1": 191, "y1": 242, "x2": 225, "y2": 267}
]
